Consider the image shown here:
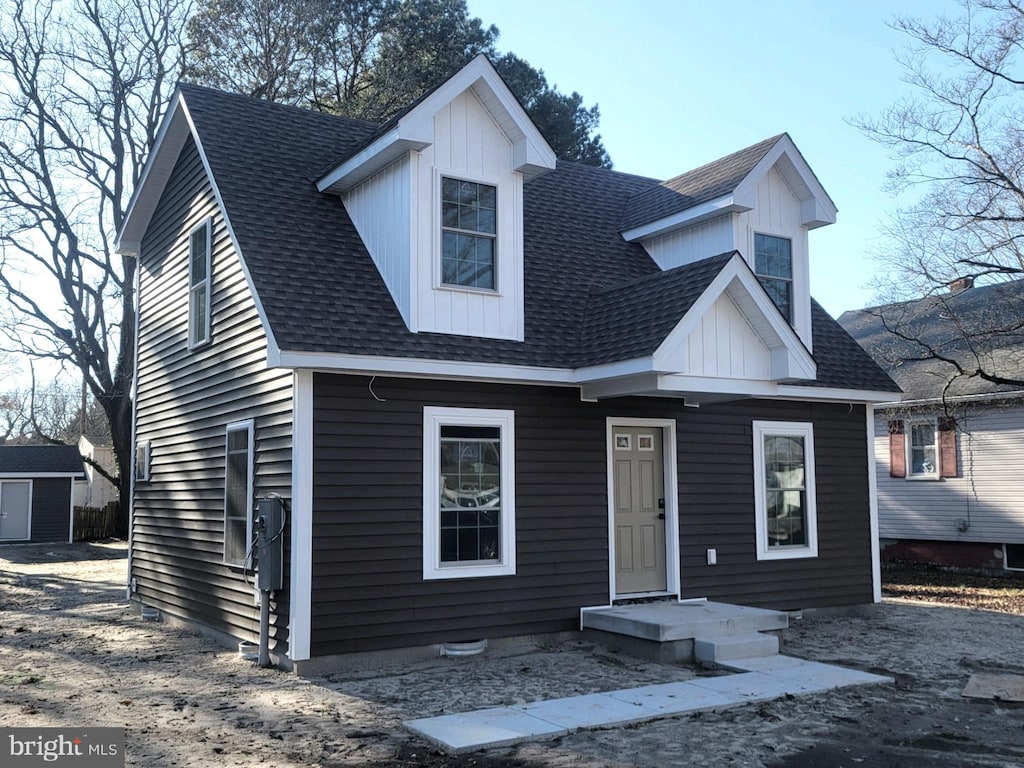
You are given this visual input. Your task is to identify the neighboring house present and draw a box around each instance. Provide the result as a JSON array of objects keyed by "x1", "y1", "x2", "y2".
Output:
[
  {"x1": 0, "y1": 445, "x2": 86, "y2": 543},
  {"x1": 74, "y1": 435, "x2": 119, "y2": 508},
  {"x1": 839, "y1": 278, "x2": 1024, "y2": 571},
  {"x1": 117, "y1": 55, "x2": 898, "y2": 671}
]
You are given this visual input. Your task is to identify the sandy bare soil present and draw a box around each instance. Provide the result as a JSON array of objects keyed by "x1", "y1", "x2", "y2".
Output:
[{"x1": 1, "y1": 542, "x2": 1023, "y2": 768}]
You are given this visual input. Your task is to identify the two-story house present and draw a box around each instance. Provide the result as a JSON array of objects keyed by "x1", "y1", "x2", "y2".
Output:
[{"x1": 117, "y1": 56, "x2": 898, "y2": 672}]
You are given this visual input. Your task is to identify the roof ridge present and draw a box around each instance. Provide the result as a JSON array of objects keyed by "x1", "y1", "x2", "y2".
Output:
[
  {"x1": 656, "y1": 133, "x2": 786, "y2": 189},
  {"x1": 177, "y1": 81, "x2": 381, "y2": 129}
]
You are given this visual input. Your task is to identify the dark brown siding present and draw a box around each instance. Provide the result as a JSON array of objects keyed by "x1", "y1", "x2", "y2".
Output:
[
  {"x1": 677, "y1": 399, "x2": 872, "y2": 609},
  {"x1": 132, "y1": 136, "x2": 293, "y2": 650},
  {"x1": 30, "y1": 478, "x2": 72, "y2": 542},
  {"x1": 311, "y1": 374, "x2": 873, "y2": 657}
]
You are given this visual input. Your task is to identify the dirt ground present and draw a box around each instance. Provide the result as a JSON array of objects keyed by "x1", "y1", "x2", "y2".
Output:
[{"x1": 1, "y1": 542, "x2": 1023, "y2": 768}]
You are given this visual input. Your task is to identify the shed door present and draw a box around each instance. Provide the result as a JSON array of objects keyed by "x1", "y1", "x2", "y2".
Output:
[
  {"x1": 0, "y1": 481, "x2": 31, "y2": 541},
  {"x1": 612, "y1": 427, "x2": 667, "y2": 595}
]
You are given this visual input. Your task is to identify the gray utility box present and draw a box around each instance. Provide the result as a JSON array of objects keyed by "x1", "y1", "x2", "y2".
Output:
[{"x1": 255, "y1": 496, "x2": 285, "y2": 591}]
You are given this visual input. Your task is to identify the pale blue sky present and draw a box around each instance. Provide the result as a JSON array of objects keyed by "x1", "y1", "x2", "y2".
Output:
[{"x1": 468, "y1": 0, "x2": 955, "y2": 317}]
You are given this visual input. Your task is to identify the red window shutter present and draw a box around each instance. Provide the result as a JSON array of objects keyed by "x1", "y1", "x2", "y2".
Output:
[
  {"x1": 888, "y1": 420, "x2": 906, "y2": 478},
  {"x1": 939, "y1": 417, "x2": 958, "y2": 477}
]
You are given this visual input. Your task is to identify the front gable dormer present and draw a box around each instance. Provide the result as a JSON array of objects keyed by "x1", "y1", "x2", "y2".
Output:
[
  {"x1": 619, "y1": 135, "x2": 836, "y2": 354},
  {"x1": 573, "y1": 253, "x2": 815, "y2": 402},
  {"x1": 318, "y1": 55, "x2": 556, "y2": 342}
]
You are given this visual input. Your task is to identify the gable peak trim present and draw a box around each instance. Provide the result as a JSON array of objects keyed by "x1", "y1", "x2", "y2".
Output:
[{"x1": 317, "y1": 55, "x2": 556, "y2": 194}]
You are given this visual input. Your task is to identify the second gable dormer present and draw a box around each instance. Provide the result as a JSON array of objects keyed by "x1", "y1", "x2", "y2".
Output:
[
  {"x1": 619, "y1": 134, "x2": 836, "y2": 353},
  {"x1": 317, "y1": 56, "x2": 556, "y2": 341}
]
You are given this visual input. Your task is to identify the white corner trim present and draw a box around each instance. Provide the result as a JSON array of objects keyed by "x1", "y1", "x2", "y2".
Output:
[
  {"x1": 289, "y1": 370, "x2": 314, "y2": 661},
  {"x1": 866, "y1": 405, "x2": 882, "y2": 603}
]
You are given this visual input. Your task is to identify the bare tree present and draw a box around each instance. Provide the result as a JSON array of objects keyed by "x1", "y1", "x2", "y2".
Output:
[
  {"x1": 0, "y1": 0, "x2": 190, "y2": 532},
  {"x1": 853, "y1": 0, "x2": 1024, "y2": 391}
]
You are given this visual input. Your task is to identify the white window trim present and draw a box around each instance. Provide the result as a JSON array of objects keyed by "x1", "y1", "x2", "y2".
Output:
[
  {"x1": 135, "y1": 440, "x2": 151, "y2": 482},
  {"x1": 906, "y1": 417, "x2": 940, "y2": 480},
  {"x1": 1004, "y1": 544, "x2": 1024, "y2": 572},
  {"x1": 188, "y1": 218, "x2": 212, "y2": 348},
  {"x1": 753, "y1": 420, "x2": 818, "y2": 561},
  {"x1": 434, "y1": 169, "x2": 502, "y2": 295},
  {"x1": 423, "y1": 406, "x2": 515, "y2": 580},
  {"x1": 223, "y1": 419, "x2": 255, "y2": 568}
]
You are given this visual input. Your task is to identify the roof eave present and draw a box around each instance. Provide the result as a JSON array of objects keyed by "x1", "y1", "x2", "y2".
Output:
[
  {"x1": 116, "y1": 91, "x2": 191, "y2": 256},
  {"x1": 620, "y1": 194, "x2": 748, "y2": 242}
]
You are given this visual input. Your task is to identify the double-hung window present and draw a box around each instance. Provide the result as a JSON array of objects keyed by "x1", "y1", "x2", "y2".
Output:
[
  {"x1": 223, "y1": 420, "x2": 254, "y2": 568},
  {"x1": 441, "y1": 177, "x2": 496, "y2": 290},
  {"x1": 908, "y1": 420, "x2": 939, "y2": 478},
  {"x1": 754, "y1": 233, "x2": 793, "y2": 322},
  {"x1": 423, "y1": 406, "x2": 515, "y2": 579},
  {"x1": 753, "y1": 421, "x2": 818, "y2": 560},
  {"x1": 189, "y1": 219, "x2": 212, "y2": 347}
]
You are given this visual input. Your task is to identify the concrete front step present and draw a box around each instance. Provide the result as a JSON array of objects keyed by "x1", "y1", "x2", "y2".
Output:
[
  {"x1": 694, "y1": 632, "x2": 779, "y2": 666},
  {"x1": 582, "y1": 601, "x2": 789, "y2": 665},
  {"x1": 582, "y1": 601, "x2": 789, "y2": 643}
]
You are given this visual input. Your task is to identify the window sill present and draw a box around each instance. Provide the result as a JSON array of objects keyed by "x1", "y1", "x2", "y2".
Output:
[
  {"x1": 436, "y1": 283, "x2": 501, "y2": 297},
  {"x1": 756, "y1": 546, "x2": 818, "y2": 562},
  {"x1": 423, "y1": 562, "x2": 515, "y2": 580}
]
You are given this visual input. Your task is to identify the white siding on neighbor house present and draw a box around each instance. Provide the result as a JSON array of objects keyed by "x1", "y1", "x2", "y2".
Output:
[
  {"x1": 735, "y1": 167, "x2": 812, "y2": 351},
  {"x1": 874, "y1": 405, "x2": 1024, "y2": 544},
  {"x1": 644, "y1": 217, "x2": 734, "y2": 271},
  {"x1": 412, "y1": 89, "x2": 524, "y2": 341},
  {"x1": 683, "y1": 292, "x2": 771, "y2": 379},
  {"x1": 343, "y1": 156, "x2": 412, "y2": 326},
  {"x1": 133, "y1": 137, "x2": 294, "y2": 647}
]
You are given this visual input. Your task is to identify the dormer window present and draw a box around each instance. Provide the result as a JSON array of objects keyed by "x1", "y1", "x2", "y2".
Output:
[
  {"x1": 754, "y1": 233, "x2": 792, "y2": 322},
  {"x1": 441, "y1": 177, "x2": 496, "y2": 290}
]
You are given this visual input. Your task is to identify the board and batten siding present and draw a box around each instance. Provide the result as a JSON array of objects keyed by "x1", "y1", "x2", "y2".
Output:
[
  {"x1": 343, "y1": 156, "x2": 412, "y2": 326},
  {"x1": 683, "y1": 292, "x2": 772, "y2": 379},
  {"x1": 310, "y1": 374, "x2": 873, "y2": 657},
  {"x1": 875, "y1": 404, "x2": 1024, "y2": 544},
  {"x1": 133, "y1": 135, "x2": 294, "y2": 650},
  {"x1": 412, "y1": 89, "x2": 524, "y2": 340}
]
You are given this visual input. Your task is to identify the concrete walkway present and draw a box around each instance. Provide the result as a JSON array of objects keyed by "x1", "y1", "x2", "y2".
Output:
[{"x1": 405, "y1": 655, "x2": 892, "y2": 754}]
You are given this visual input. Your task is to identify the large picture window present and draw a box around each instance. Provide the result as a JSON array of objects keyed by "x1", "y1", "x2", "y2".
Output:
[
  {"x1": 223, "y1": 420, "x2": 254, "y2": 567},
  {"x1": 189, "y1": 219, "x2": 212, "y2": 347},
  {"x1": 423, "y1": 406, "x2": 515, "y2": 579},
  {"x1": 753, "y1": 421, "x2": 818, "y2": 560},
  {"x1": 754, "y1": 233, "x2": 792, "y2": 322},
  {"x1": 441, "y1": 177, "x2": 496, "y2": 290}
]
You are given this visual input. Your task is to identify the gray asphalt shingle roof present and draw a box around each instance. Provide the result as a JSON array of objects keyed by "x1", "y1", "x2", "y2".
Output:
[
  {"x1": 177, "y1": 85, "x2": 891, "y2": 392},
  {"x1": 838, "y1": 279, "x2": 1024, "y2": 400},
  {"x1": 619, "y1": 135, "x2": 784, "y2": 233},
  {"x1": 0, "y1": 445, "x2": 86, "y2": 476}
]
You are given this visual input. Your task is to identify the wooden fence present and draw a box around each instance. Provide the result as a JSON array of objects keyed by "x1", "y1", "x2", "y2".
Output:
[{"x1": 73, "y1": 501, "x2": 119, "y2": 541}]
